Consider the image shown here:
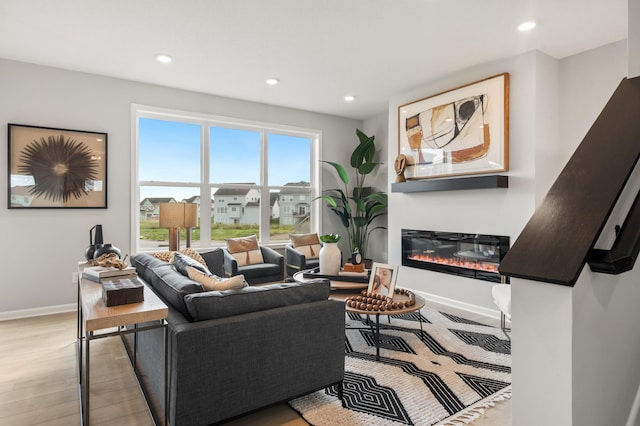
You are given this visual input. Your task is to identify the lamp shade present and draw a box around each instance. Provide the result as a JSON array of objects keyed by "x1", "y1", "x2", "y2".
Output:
[{"x1": 159, "y1": 203, "x2": 198, "y2": 228}]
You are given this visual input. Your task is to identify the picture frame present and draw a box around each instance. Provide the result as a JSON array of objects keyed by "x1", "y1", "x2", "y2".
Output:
[
  {"x1": 8, "y1": 124, "x2": 107, "y2": 209},
  {"x1": 368, "y1": 262, "x2": 399, "y2": 298},
  {"x1": 397, "y1": 73, "x2": 509, "y2": 180}
]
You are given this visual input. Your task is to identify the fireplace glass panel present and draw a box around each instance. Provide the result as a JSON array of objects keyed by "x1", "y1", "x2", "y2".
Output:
[{"x1": 401, "y1": 229, "x2": 509, "y2": 283}]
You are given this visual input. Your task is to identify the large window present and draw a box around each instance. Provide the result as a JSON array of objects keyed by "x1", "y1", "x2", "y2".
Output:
[{"x1": 134, "y1": 106, "x2": 319, "y2": 252}]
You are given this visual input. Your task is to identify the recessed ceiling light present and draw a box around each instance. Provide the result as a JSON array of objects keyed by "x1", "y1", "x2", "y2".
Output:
[
  {"x1": 156, "y1": 54, "x2": 172, "y2": 63},
  {"x1": 266, "y1": 78, "x2": 280, "y2": 85},
  {"x1": 344, "y1": 95, "x2": 356, "y2": 102},
  {"x1": 518, "y1": 21, "x2": 536, "y2": 32},
  {"x1": 156, "y1": 54, "x2": 172, "y2": 64}
]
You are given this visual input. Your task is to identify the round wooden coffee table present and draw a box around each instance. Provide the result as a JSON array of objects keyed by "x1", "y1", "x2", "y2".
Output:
[{"x1": 293, "y1": 270, "x2": 425, "y2": 360}]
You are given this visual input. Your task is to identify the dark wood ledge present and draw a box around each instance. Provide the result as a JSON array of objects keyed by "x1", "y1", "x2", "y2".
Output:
[{"x1": 391, "y1": 175, "x2": 508, "y2": 193}]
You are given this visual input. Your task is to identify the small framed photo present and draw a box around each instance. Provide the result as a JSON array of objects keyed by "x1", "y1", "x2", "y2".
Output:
[
  {"x1": 8, "y1": 124, "x2": 107, "y2": 208},
  {"x1": 368, "y1": 263, "x2": 399, "y2": 298}
]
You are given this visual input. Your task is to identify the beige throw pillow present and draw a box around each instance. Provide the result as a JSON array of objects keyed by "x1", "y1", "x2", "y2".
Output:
[
  {"x1": 186, "y1": 267, "x2": 248, "y2": 291},
  {"x1": 289, "y1": 233, "x2": 321, "y2": 259},
  {"x1": 225, "y1": 234, "x2": 264, "y2": 266}
]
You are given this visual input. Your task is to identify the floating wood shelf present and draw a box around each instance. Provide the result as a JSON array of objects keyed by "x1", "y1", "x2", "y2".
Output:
[{"x1": 391, "y1": 175, "x2": 508, "y2": 193}]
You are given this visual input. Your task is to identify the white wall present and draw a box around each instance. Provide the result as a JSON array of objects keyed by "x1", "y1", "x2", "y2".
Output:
[
  {"x1": 387, "y1": 51, "x2": 540, "y2": 314},
  {"x1": 533, "y1": 51, "x2": 561, "y2": 205},
  {"x1": 559, "y1": 40, "x2": 640, "y2": 426},
  {"x1": 559, "y1": 41, "x2": 627, "y2": 164},
  {"x1": 362, "y1": 112, "x2": 389, "y2": 263},
  {"x1": 512, "y1": 277, "x2": 574, "y2": 425},
  {"x1": 510, "y1": 40, "x2": 640, "y2": 425},
  {"x1": 0, "y1": 58, "x2": 361, "y2": 317}
]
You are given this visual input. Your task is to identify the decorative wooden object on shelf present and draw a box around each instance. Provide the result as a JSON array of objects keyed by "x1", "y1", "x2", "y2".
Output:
[
  {"x1": 344, "y1": 262, "x2": 365, "y2": 273},
  {"x1": 391, "y1": 175, "x2": 508, "y2": 193},
  {"x1": 394, "y1": 154, "x2": 407, "y2": 183}
]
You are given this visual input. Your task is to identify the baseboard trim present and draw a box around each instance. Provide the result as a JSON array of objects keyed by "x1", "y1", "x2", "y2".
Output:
[
  {"x1": 0, "y1": 303, "x2": 76, "y2": 321},
  {"x1": 415, "y1": 290, "x2": 509, "y2": 323}
]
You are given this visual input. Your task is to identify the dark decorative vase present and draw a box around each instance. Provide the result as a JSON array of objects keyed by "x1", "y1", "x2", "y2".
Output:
[
  {"x1": 84, "y1": 225, "x2": 121, "y2": 260},
  {"x1": 94, "y1": 243, "x2": 122, "y2": 259},
  {"x1": 85, "y1": 225, "x2": 104, "y2": 260}
]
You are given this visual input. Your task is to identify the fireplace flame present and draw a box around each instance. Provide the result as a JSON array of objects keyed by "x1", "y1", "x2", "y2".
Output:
[{"x1": 408, "y1": 253, "x2": 499, "y2": 272}]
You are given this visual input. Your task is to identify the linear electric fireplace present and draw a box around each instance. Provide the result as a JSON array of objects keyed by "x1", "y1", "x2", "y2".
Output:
[{"x1": 401, "y1": 229, "x2": 510, "y2": 283}]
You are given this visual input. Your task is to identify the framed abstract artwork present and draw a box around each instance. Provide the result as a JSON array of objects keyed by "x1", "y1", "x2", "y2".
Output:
[
  {"x1": 8, "y1": 124, "x2": 107, "y2": 208},
  {"x1": 367, "y1": 262, "x2": 398, "y2": 298},
  {"x1": 397, "y1": 73, "x2": 509, "y2": 179}
]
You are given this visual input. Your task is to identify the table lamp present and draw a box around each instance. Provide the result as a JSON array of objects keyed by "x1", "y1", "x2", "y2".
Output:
[{"x1": 159, "y1": 203, "x2": 198, "y2": 251}]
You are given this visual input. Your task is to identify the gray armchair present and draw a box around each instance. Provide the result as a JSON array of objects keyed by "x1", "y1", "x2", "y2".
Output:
[
  {"x1": 223, "y1": 245, "x2": 284, "y2": 285},
  {"x1": 285, "y1": 243, "x2": 320, "y2": 278}
]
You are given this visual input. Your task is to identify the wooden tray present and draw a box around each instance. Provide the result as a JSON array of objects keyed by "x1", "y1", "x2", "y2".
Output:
[{"x1": 302, "y1": 267, "x2": 370, "y2": 283}]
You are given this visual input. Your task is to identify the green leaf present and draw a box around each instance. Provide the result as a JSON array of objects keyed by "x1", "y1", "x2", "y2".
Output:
[
  {"x1": 366, "y1": 192, "x2": 388, "y2": 204},
  {"x1": 353, "y1": 217, "x2": 367, "y2": 227},
  {"x1": 357, "y1": 129, "x2": 376, "y2": 162},
  {"x1": 331, "y1": 209, "x2": 350, "y2": 228},
  {"x1": 350, "y1": 137, "x2": 374, "y2": 168},
  {"x1": 321, "y1": 161, "x2": 349, "y2": 185},
  {"x1": 352, "y1": 197, "x2": 366, "y2": 212},
  {"x1": 324, "y1": 196, "x2": 338, "y2": 208},
  {"x1": 319, "y1": 233, "x2": 341, "y2": 243},
  {"x1": 357, "y1": 161, "x2": 378, "y2": 175}
]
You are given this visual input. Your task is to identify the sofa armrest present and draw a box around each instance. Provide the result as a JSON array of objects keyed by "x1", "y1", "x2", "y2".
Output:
[
  {"x1": 222, "y1": 248, "x2": 238, "y2": 277},
  {"x1": 285, "y1": 244, "x2": 307, "y2": 271},
  {"x1": 260, "y1": 245, "x2": 284, "y2": 267}
]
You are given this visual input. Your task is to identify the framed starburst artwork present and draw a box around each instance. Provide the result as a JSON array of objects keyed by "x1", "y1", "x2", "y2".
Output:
[{"x1": 8, "y1": 124, "x2": 107, "y2": 208}]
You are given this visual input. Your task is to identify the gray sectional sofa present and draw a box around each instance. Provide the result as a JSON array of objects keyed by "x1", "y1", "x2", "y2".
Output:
[{"x1": 127, "y1": 252, "x2": 345, "y2": 426}]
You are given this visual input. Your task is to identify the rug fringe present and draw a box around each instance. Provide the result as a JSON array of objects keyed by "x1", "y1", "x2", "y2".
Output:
[{"x1": 437, "y1": 386, "x2": 512, "y2": 425}]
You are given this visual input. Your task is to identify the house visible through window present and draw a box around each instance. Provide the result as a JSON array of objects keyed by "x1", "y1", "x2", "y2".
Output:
[{"x1": 134, "y1": 106, "x2": 319, "y2": 252}]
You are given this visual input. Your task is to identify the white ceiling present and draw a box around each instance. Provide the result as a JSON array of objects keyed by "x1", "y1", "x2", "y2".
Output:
[{"x1": 0, "y1": 0, "x2": 627, "y2": 120}]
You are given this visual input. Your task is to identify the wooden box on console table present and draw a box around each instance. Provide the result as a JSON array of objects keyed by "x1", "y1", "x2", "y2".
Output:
[{"x1": 101, "y1": 277, "x2": 144, "y2": 307}]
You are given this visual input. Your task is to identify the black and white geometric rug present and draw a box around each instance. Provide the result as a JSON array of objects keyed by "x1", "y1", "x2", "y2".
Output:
[{"x1": 289, "y1": 309, "x2": 511, "y2": 425}]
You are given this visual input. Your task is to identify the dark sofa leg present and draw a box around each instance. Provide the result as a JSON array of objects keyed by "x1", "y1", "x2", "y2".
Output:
[{"x1": 337, "y1": 380, "x2": 344, "y2": 407}]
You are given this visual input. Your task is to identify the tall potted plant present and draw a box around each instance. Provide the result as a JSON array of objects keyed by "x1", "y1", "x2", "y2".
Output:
[{"x1": 318, "y1": 129, "x2": 388, "y2": 262}]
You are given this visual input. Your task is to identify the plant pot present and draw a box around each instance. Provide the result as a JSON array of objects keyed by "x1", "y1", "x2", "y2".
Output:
[{"x1": 319, "y1": 242, "x2": 341, "y2": 275}]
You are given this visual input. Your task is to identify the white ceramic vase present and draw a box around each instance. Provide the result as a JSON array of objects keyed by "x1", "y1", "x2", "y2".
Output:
[{"x1": 319, "y1": 242, "x2": 341, "y2": 275}]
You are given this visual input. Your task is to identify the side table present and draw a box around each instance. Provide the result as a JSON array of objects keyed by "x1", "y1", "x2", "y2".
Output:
[
  {"x1": 344, "y1": 291, "x2": 425, "y2": 360},
  {"x1": 76, "y1": 264, "x2": 169, "y2": 425},
  {"x1": 293, "y1": 269, "x2": 425, "y2": 360}
]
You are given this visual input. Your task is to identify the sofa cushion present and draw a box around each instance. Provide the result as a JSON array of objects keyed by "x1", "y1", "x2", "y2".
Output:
[
  {"x1": 183, "y1": 278, "x2": 330, "y2": 321},
  {"x1": 200, "y1": 248, "x2": 225, "y2": 277},
  {"x1": 236, "y1": 262, "x2": 282, "y2": 280},
  {"x1": 131, "y1": 253, "x2": 172, "y2": 284},
  {"x1": 172, "y1": 252, "x2": 210, "y2": 276},
  {"x1": 186, "y1": 267, "x2": 247, "y2": 291},
  {"x1": 225, "y1": 234, "x2": 264, "y2": 266},
  {"x1": 290, "y1": 233, "x2": 321, "y2": 259},
  {"x1": 147, "y1": 264, "x2": 204, "y2": 319}
]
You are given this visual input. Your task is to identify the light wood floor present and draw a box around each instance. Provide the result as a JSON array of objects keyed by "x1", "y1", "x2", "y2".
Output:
[{"x1": 0, "y1": 302, "x2": 511, "y2": 425}]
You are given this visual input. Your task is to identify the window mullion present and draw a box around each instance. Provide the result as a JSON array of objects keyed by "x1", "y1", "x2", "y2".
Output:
[
  {"x1": 200, "y1": 123, "x2": 212, "y2": 247},
  {"x1": 260, "y1": 131, "x2": 269, "y2": 242}
]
